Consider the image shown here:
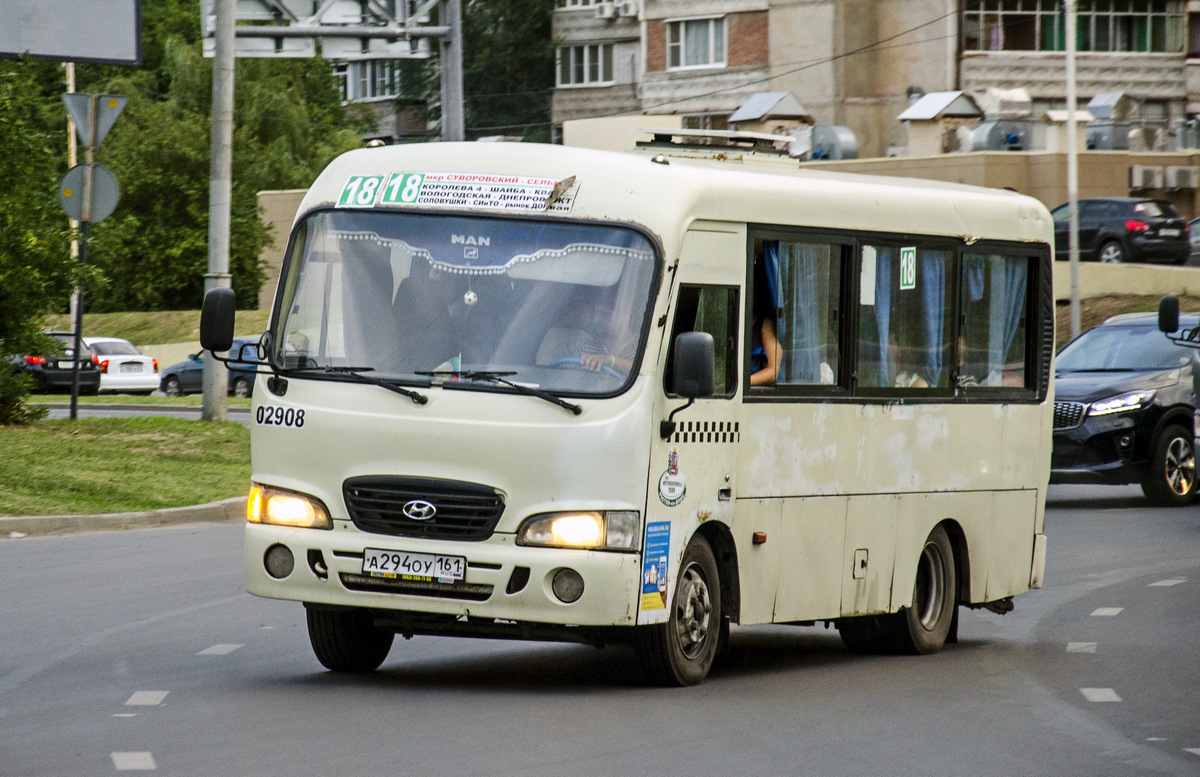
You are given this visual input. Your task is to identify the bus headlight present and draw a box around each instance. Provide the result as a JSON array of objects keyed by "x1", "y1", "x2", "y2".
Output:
[
  {"x1": 247, "y1": 483, "x2": 332, "y2": 530},
  {"x1": 1088, "y1": 390, "x2": 1155, "y2": 417},
  {"x1": 517, "y1": 511, "x2": 641, "y2": 551}
]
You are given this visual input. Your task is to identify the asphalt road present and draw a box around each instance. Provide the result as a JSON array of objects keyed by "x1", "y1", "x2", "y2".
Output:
[{"x1": 1, "y1": 484, "x2": 1196, "y2": 777}]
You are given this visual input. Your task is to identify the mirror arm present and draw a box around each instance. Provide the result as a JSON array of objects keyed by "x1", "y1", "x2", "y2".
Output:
[{"x1": 660, "y1": 398, "x2": 695, "y2": 440}]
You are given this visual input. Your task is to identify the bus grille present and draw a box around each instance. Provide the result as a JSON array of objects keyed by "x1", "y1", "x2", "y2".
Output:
[
  {"x1": 343, "y1": 476, "x2": 505, "y2": 541},
  {"x1": 1053, "y1": 401, "x2": 1086, "y2": 430}
]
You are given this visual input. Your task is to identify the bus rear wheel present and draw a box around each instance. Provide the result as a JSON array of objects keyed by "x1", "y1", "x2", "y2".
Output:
[
  {"x1": 306, "y1": 605, "x2": 394, "y2": 672},
  {"x1": 635, "y1": 535, "x2": 721, "y2": 686},
  {"x1": 838, "y1": 526, "x2": 957, "y2": 655}
]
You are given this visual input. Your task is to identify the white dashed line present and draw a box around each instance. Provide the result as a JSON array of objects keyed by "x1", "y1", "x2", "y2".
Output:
[
  {"x1": 125, "y1": 691, "x2": 168, "y2": 706},
  {"x1": 1080, "y1": 687, "x2": 1122, "y2": 702},
  {"x1": 1066, "y1": 642, "x2": 1097, "y2": 653},
  {"x1": 1185, "y1": 748, "x2": 1200, "y2": 757},
  {"x1": 1148, "y1": 578, "x2": 1186, "y2": 587},
  {"x1": 111, "y1": 751, "x2": 156, "y2": 770},
  {"x1": 198, "y1": 643, "x2": 244, "y2": 655},
  {"x1": 1090, "y1": 607, "x2": 1124, "y2": 617},
  {"x1": 111, "y1": 713, "x2": 138, "y2": 718}
]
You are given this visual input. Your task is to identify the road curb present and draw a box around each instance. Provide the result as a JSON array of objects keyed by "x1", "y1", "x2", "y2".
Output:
[{"x1": 1, "y1": 496, "x2": 246, "y2": 538}]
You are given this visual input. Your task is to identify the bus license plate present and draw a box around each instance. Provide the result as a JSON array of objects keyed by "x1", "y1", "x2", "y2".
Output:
[{"x1": 362, "y1": 548, "x2": 465, "y2": 582}]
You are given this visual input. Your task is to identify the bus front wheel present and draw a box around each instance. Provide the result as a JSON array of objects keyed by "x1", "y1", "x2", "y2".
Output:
[
  {"x1": 306, "y1": 605, "x2": 394, "y2": 672},
  {"x1": 635, "y1": 535, "x2": 722, "y2": 686}
]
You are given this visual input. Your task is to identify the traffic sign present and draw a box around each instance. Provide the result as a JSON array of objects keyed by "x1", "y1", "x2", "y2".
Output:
[
  {"x1": 58, "y1": 163, "x2": 120, "y2": 223},
  {"x1": 63, "y1": 93, "x2": 127, "y2": 149}
]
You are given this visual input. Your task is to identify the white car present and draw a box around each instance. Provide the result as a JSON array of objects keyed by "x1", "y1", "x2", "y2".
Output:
[{"x1": 82, "y1": 337, "x2": 160, "y2": 395}]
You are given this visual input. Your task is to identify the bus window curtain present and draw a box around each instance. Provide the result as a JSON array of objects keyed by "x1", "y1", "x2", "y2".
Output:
[
  {"x1": 919, "y1": 252, "x2": 946, "y2": 386},
  {"x1": 874, "y1": 248, "x2": 893, "y2": 387},
  {"x1": 988, "y1": 257, "x2": 1028, "y2": 383},
  {"x1": 777, "y1": 242, "x2": 821, "y2": 382}
]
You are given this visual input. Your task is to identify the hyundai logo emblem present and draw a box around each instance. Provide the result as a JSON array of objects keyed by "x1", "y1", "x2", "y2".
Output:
[{"x1": 402, "y1": 499, "x2": 437, "y2": 521}]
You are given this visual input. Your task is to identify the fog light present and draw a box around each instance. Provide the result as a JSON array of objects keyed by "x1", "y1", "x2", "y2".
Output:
[
  {"x1": 264, "y1": 544, "x2": 295, "y2": 579},
  {"x1": 551, "y1": 568, "x2": 585, "y2": 603}
]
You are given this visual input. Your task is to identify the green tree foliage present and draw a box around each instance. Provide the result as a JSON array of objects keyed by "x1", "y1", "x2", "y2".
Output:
[
  {"x1": 460, "y1": 0, "x2": 555, "y2": 141},
  {"x1": 0, "y1": 60, "x2": 76, "y2": 423}
]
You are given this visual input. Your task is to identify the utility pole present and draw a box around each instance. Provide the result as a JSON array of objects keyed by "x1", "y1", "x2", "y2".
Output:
[
  {"x1": 1065, "y1": 0, "x2": 1081, "y2": 340},
  {"x1": 440, "y1": 0, "x2": 465, "y2": 141},
  {"x1": 203, "y1": 0, "x2": 234, "y2": 422}
]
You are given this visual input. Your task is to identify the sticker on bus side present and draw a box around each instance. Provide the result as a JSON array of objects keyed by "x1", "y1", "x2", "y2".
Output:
[
  {"x1": 337, "y1": 172, "x2": 580, "y2": 213},
  {"x1": 641, "y1": 522, "x2": 671, "y2": 611}
]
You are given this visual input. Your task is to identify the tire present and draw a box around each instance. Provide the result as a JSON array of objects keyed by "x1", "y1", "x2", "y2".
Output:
[
  {"x1": 1140, "y1": 425, "x2": 1197, "y2": 507},
  {"x1": 306, "y1": 606, "x2": 394, "y2": 673},
  {"x1": 232, "y1": 376, "x2": 252, "y2": 397},
  {"x1": 1098, "y1": 240, "x2": 1125, "y2": 264},
  {"x1": 163, "y1": 376, "x2": 183, "y2": 397},
  {"x1": 635, "y1": 535, "x2": 721, "y2": 686},
  {"x1": 837, "y1": 526, "x2": 957, "y2": 655}
]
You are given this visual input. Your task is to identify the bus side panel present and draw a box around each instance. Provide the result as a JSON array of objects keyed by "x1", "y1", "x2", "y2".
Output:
[
  {"x1": 773, "y1": 495, "x2": 847, "y2": 622},
  {"x1": 842, "y1": 495, "x2": 899, "y2": 616},
  {"x1": 727, "y1": 498, "x2": 781, "y2": 625}
]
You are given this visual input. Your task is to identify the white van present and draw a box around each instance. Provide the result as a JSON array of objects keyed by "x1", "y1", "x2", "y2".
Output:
[{"x1": 201, "y1": 141, "x2": 1054, "y2": 686}]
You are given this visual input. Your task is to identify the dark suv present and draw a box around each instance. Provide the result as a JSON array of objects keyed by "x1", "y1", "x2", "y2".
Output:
[
  {"x1": 1051, "y1": 313, "x2": 1198, "y2": 506},
  {"x1": 1049, "y1": 197, "x2": 1190, "y2": 264},
  {"x1": 11, "y1": 331, "x2": 101, "y2": 394}
]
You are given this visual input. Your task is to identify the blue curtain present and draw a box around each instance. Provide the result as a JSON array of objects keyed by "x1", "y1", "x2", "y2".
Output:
[
  {"x1": 919, "y1": 252, "x2": 946, "y2": 386},
  {"x1": 777, "y1": 243, "x2": 821, "y2": 382},
  {"x1": 874, "y1": 249, "x2": 893, "y2": 386},
  {"x1": 988, "y1": 257, "x2": 1028, "y2": 381}
]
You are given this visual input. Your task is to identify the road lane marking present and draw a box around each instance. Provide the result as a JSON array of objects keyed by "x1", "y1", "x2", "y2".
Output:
[
  {"x1": 125, "y1": 691, "x2": 168, "y2": 706},
  {"x1": 1080, "y1": 687, "x2": 1122, "y2": 702},
  {"x1": 1090, "y1": 607, "x2": 1123, "y2": 616},
  {"x1": 1185, "y1": 748, "x2": 1200, "y2": 757},
  {"x1": 112, "y1": 713, "x2": 137, "y2": 718},
  {"x1": 111, "y1": 752, "x2": 156, "y2": 770},
  {"x1": 1066, "y1": 642, "x2": 1097, "y2": 653},
  {"x1": 198, "y1": 643, "x2": 244, "y2": 655},
  {"x1": 1148, "y1": 578, "x2": 1186, "y2": 587}
]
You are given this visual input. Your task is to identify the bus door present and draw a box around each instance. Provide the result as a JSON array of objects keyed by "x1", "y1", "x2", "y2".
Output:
[{"x1": 638, "y1": 225, "x2": 742, "y2": 626}]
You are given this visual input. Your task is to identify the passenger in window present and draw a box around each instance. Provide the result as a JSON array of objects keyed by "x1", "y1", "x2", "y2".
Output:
[
  {"x1": 889, "y1": 334, "x2": 929, "y2": 389},
  {"x1": 750, "y1": 297, "x2": 781, "y2": 386}
]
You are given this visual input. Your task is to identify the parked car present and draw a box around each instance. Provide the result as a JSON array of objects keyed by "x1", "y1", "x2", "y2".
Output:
[
  {"x1": 10, "y1": 331, "x2": 101, "y2": 395},
  {"x1": 159, "y1": 336, "x2": 259, "y2": 397},
  {"x1": 83, "y1": 336, "x2": 159, "y2": 395},
  {"x1": 1049, "y1": 197, "x2": 1190, "y2": 264},
  {"x1": 1189, "y1": 216, "x2": 1200, "y2": 260},
  {"x1": 1051, "y1": 312, "x2": 1199, "y2": 506}
]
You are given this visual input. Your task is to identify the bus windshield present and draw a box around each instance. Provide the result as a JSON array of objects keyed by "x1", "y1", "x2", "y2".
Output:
[{"x1": 271, "y1": 209, "x2": 659, "y2": 395}]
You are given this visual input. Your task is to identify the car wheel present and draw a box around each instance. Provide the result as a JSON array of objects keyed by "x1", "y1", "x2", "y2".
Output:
[
  {"x1": 232, "y1": 376, "x2": 252, "y2": 398},
  {"x1": 1141, "y1": 425, "x2": 1197, "y2": 507},
  {"x1": 1098, "y1": 240, "x2": 1125, "y2": 264},
  {"x1": 163, "y1": 376, "x2": 183, "y2": 397},
  {"x1": 306, "y1": 605, "x2": 394, "y2": 672},
  {"x1": 635, "y1": 535, "x2": 722, "y2": 686}
]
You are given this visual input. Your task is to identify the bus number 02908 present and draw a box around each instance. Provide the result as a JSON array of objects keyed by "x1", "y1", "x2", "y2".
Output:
[{"x1": 256, "y1": 406, "x2": 305, "y2": 428}]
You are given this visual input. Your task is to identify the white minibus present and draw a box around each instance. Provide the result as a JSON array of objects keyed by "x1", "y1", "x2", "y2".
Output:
[{"x1": 201, "y1": 141, "x2": 1053, "y2": 686}]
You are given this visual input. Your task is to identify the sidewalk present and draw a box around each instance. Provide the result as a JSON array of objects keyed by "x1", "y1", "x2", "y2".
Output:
[{"x1": 1, "y1": 496, "x2": 246, "y2": 538}]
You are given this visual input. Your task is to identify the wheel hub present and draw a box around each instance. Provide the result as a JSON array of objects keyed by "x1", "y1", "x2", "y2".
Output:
[{"x1": 673, "y1": 564, "x2": 712, "y2": 659}]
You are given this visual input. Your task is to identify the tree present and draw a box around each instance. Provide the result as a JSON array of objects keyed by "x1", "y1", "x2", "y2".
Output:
[{"x1": 0, "y1": 60, "x2": 77, "y2": 423}]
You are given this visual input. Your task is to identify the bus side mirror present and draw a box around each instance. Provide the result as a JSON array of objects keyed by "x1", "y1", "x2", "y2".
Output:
[
  {"x1": 1159, "y1": 295, "x2": 1180, "y2": 334},
  {"x1": 673, "y1": 331, "x2": 715, "y2": 399},
  {"x1": 200, "y1": 288, "x2": 236, "y2": 353}
]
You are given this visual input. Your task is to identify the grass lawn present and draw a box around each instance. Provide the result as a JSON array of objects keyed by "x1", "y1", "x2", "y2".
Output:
[
  {"x1": 0, "y1": 416, "x2": 249, "y2": 517},
  {"x1": 31, "y1": 394, "x2": 253, "y2": 409},
  {"x1": 43, "y1": 309, "x2": 270, "y2": 346}
]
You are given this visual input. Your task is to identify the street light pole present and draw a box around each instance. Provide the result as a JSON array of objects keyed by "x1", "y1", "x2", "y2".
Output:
[
  {"x1": 1065, "y1": 0, "x2": 1082, "y2": 340},
  {"x1": 203, "y1": 0, "x2": 234, "y2": 422}
]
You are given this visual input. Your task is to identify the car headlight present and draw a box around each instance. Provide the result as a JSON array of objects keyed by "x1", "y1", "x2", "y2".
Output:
[
  {"x1": 517, "y1": 511, "x2": 641, "y2": 551},
  {"x1": 1088, "y1": 390, "x2": 1156, "y2": 417},
  {"x1": 247, "y1": 483, "x2": 332, "y2": 529}
]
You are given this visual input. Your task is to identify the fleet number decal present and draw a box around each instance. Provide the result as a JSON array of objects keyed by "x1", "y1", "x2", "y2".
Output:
[{"x1": 255, "y1": 406, "x2": 305, "y2": 428}]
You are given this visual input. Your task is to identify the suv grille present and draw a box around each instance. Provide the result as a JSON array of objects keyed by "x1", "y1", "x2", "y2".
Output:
[
  {"x1": 1054, "y1": 401, "x2": 1087, "y2": 430},
  {"x1": 343, "y1": 476, "x2": 505, "y2": 541}
]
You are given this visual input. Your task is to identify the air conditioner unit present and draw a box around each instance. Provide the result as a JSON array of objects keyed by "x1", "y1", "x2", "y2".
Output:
[
  {"x1": 618, "y1": 0, "x2": 639, "y2": 17},
  {"x1": 1165, "y1": 165, "x2": 1200, "y2": 190},
  {"x1": 595, "y1": 2, "x2": 616, "y2": 19},
  {"x1": 1129, "y1": 165, "x2": 1164, "y2": 190}
]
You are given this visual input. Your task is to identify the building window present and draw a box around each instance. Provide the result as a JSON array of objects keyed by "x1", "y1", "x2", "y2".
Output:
[
  {"x1": 557, "y1": 43, "x2": 614, "y2": 86},
  {"x1": 556, "y1": 0, "x2": 597, "y2": 6},
  {"x1": 667, "y1": 17, "x2": 726, "y2": 69},
  {"x1": 961, "y1": 0, "x2": 1184, "y2": 53},
  {"x1": 337, "y1": 60, "x2": 405, "y2": 102}
]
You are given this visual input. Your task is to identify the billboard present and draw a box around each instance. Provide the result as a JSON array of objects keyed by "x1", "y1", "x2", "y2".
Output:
[{"x1": 0, "y1": 0, "x2": 141, "y2": 65}]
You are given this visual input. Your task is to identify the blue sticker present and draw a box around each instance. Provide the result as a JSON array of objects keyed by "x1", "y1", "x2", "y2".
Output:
[{"x1": 641, "y1": 521, "x2": 671, "y2": 611}]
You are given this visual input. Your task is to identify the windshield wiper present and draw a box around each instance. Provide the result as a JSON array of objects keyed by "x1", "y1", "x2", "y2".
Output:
[
  {"x1": 416, "y1": 370, "x2": 582, "y2": 415},
  {"x1": 290, "y1": 364, "x2": 428, "y2": 405}
]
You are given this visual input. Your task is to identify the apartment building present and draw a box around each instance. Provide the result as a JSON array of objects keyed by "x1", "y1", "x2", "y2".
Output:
[{"x1": 552, "y1": 0, "x2": 1199, "y2": 158}]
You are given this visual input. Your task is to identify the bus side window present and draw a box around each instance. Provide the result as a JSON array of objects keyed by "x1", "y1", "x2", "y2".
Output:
[
  {"x1": 665, "y1": 285, "x2": 739, "y2": 397},
  {"x1": 958, "y1": 253, "x2": 1031, "y2": 389},
  {"x1": 758, "y1": 240, "x2": 842, "y2": 387}
]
